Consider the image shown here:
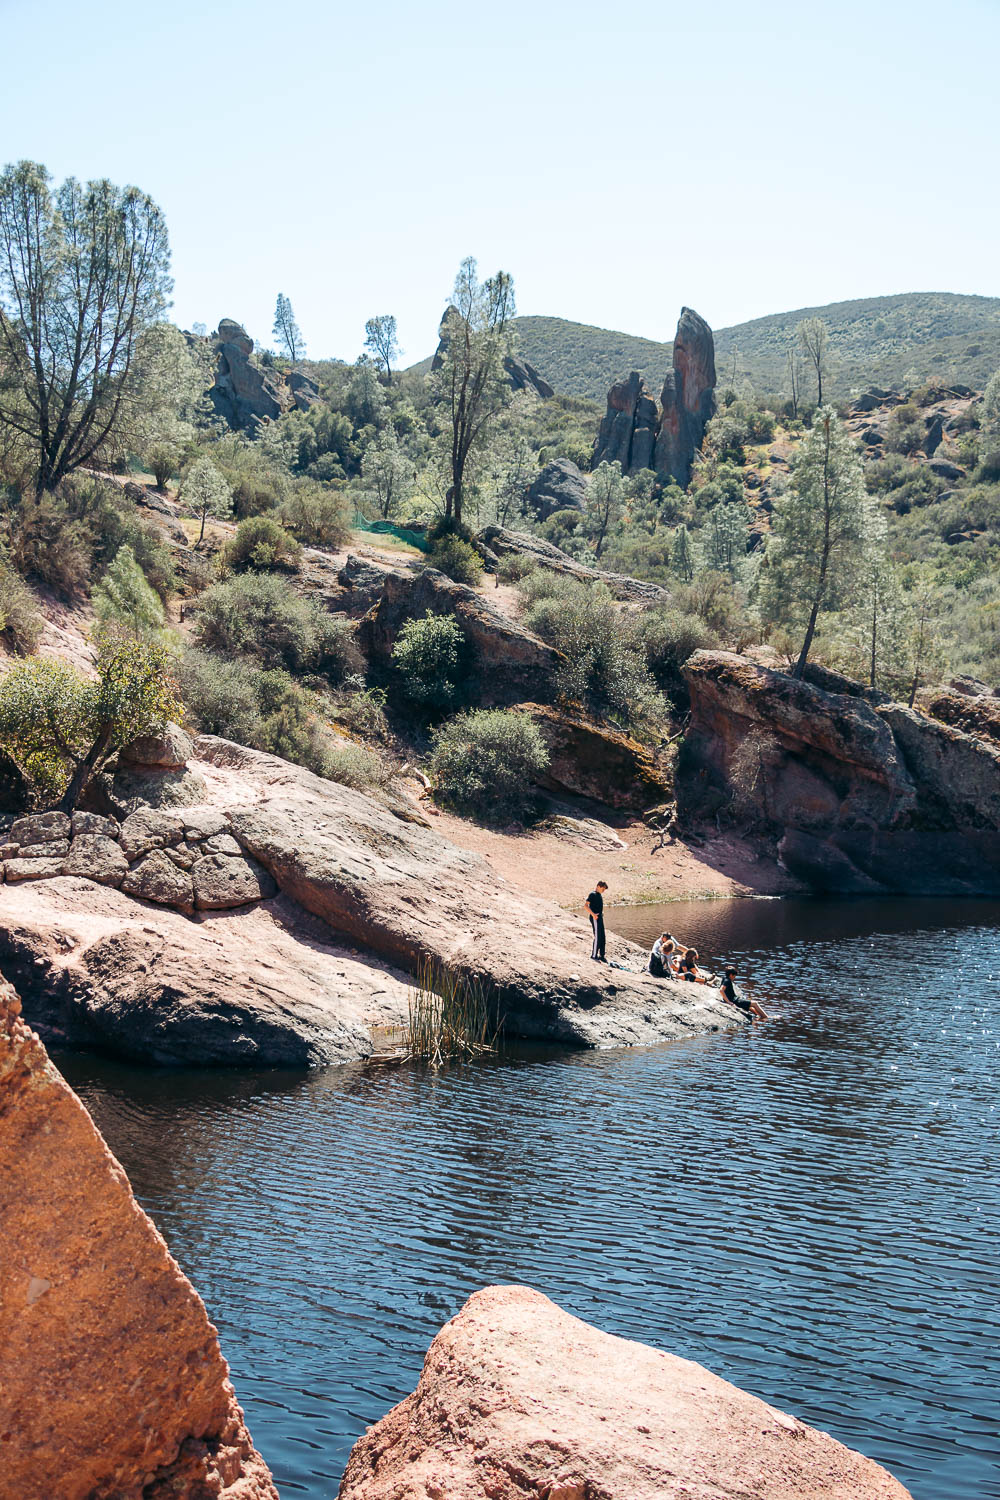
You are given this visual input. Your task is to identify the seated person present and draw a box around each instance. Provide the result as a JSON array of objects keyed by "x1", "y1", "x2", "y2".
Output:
[
  {"x1": 648, "y1": 933, "x2": 677, "y2": 978},
  {"x1": 719, "y1": 966, "x2": 770, "y2": 1021},
  {"x1": 679, "y1": 947, "x2": 709, "y2": 983}
]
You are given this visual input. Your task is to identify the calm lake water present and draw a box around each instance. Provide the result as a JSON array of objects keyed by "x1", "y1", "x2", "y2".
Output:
[{"x1": 59, "y1": 897, "x2": 1000, "y2": 1500}]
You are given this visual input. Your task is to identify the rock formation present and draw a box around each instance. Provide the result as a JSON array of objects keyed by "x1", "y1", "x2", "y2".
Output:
[
  {"x1": 339, "y1": 1285, "x2": 911, "y2": 1500},
  {"x1": 524, "y1": 457, "x2": 587, "y2": 520},
  {"x1": 593, "y1": 307, "x2": 717, "y2": 487},
  {"x1": 205, "y1": 319, "x2": 290, "y2": 434},
  {"x1": 0, "y1": 968, "x2": 277, "y2": 1498},
  {"x1": 518, "y1": 703, "x2": 672, "y2": 811},
  {"x1": 0, "y1": 735, "x2": 741, "y2": 1063},
  {"x1": 679, "y1": 650, "x2": 1000, "y2": 894},
  {"x1": 478, "y1": 525, "x2": 667, "y2": 602},
  {"x1": 430, "y1": 306, "x2": 554, "y2": 398}
]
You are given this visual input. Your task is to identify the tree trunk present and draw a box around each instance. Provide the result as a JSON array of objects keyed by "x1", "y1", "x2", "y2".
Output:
[
  {"x1": 58, "y1": 723, "x2": 114, "y2": 813},
  {"x1": 793, "y1": 594, "x2": 823, "y2": 679},
  {"x1": 198, "y1": 506, "x2": 207, "y2": 544}
]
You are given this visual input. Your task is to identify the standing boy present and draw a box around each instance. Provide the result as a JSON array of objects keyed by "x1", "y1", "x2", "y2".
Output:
[{"x1": 585, "y1": 881, "x2": 608, "y2": 962}]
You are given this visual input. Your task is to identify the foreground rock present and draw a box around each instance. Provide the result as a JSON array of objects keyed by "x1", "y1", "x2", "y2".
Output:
[
  {"x1": 0, "y1": 970, "x2": 277, "y2": 1499},
  {"x1": 0, "y1": 877, "x2": 411, "y2": 1065},
  {"x1": 680, "y1": 650, "x2": 1000, "y2": 894},
  {"x1": 339, "y1": 1285, "x2": 911, "y2": 1500}
]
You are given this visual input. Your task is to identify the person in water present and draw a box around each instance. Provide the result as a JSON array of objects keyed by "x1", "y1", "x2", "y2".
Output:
[
  {"x1": 585, "y1": 880, "x2": 608, "y2": 962},
  {"x1": 719, "y1": 966, "x2": 770, "y2": 1021}
]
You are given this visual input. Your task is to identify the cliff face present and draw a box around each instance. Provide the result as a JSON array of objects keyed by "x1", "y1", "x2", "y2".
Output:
[
  {"x1": 593, "y1": 306, "x2": 716, "y2": 486},
  {"x1": 679, "y1": 650, "x2": 1000, "y2": 894},
  {"x1": 339, "y1": 1285, "x2": 912, "y2": 1500},
  {"x1": 0, "y1": 970, "x2": 277, "y2": 1500}
]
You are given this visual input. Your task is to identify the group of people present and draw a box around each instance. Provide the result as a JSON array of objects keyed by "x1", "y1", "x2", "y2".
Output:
[{"x1": 584, "y1": 881, "x2": 769, "y2": 1022}]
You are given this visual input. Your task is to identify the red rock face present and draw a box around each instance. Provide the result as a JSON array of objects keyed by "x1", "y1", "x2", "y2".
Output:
[
  {"x1": 0, "y1": 971, "x2": 277, "y2": 1500},
  {"x1": 338, "y1": 1284, "x2": 912, "y2": 1500}
]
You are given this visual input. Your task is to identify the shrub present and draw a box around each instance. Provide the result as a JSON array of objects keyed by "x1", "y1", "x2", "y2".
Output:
[
  {"x1": 280, "y1": 481, "x2": 351, "y2": 548},
  {"x1": 334, "y1": 682, "x2": 390, "y2": 741},
  {"x1": 145, "y1": 441, "x2": 178, "y2": 490},
  {"x1": 223, "y1": 514, "x2": 302, "y2": 572},
  {"x1": 322, "y1": 742, "x2": 394, "y2": 792},
  {"x1": 497, "y1": 553, "x2": 539, "y2": 584},
  {"x1": 638, "y1": 606, "x2": 718, "y2": 693},
  {"x1": 0, "y1": 564, "x2": 43, "y2": 654},
  {"x1": 391, "y1": 611, "x2": 464, "y2": 708},
  {"x1": 177, "y1": 650, "x2": 263, "y2": 743},
  {"x1": 92, "y1": 544, "x2": 165, "y2": 638},
  {"x1": 8, "y1": 490, "x2": 92, "y2": 597},
  {"x1": 430, "y1": 709, "x2": 549, "y2": 823},
  {"x1": 523, "y1": 578, "x2": 664, "y2": 726},
  {"x1": 192, "y1": 573, "x2": 363, "y2": 682},
  {"x1": 427, "y1": 534, "x2": 484, "y2": 585}
]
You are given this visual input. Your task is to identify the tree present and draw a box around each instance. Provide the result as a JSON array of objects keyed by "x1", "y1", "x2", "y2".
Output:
[
  {"x1": 92, "y1": 544, "x2": 165, "y2": 638},
  {"x1": 904, "y1": 583, "x2": 942, "y2": 707},
  {"x1": 272, "y1": 293, "x2": 305, "y2": 361},
  {"x1": 585, "y1": 460, "x2": 625, "y2": 559},
  {"x1": 432, "y1": 257, "x2": 516, "y2": 529},
  {"x1": 0, "y1": 161, "x2": 173, "y2": 496},
  {"x1": 785, "y1": 346, "x2": 803, "y2": 418},
  {"x1": 182, "y1": 454, "x2": 232, "y2": 543},
  {"x1": 359, "y1": 425, "x2": 412, "y2": 518},
  {"x1": 761, "y1": 407, "x2": 868, "y2": 678},
  {"x1": 705, "y1": 501, "x2": 749, "y2": 577},
  {"x1": 797, "y1": 317, "x2": 829, "y2": 406},
  {"x1": 850, "y1": 506, "x2": 905, "y2": 690},
  {"x1": 980, "y1": 367, "x2": 1000, "y2": 468},
  {"x1": 0, "y1": 634, "x2": 182, "y2": 810},
  {"x1": 346, "y1": 359, "x2": 387, "y2": 430},
  {"x1": 364, "y1": 315, "x2": 399, "y2": 383},
  {"x1": 672, "y1": 524, "x2": 695, "y2": 582},
  {"x1": 391, "y1": 611, "x2": 464, "y2": 709}
]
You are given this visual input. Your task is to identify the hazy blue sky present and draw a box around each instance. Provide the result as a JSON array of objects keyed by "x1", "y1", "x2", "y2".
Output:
[{"x1": 2, "y1": 0, "x2": 997, "y2": 363}]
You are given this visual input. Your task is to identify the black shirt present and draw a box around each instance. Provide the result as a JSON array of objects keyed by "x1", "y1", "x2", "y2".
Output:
[{"x1": 587, "y1": 890, "x2": 604, "y2": 918}]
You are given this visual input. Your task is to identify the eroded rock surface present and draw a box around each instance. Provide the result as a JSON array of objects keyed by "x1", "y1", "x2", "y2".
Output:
[
  {"x1": 479, "y1": 525, "x2": 667, "y2": 602},
  {"x1": 680, "y1": 650, "x2": 1000, "y2": 893},
  {"x1": 338, "y1": 1285, "x2": 911, "y2": 1500},
  {"x1": 0, "y1": 969, "x2": 277, "y2": 1499},
  {"x1": 520, "y1": 702, "x2": 672, "y2": 811}
]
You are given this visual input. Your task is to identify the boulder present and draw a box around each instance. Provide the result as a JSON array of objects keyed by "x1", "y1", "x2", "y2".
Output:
[
  {"x1": 0, "y1": 968, "x2": 277, "y2": 1498},
  {"x1": 4, "y1": 856, "x2": 65, "y2": 882},
  {"x1": 0, "y1": 878, "x2": 412, "y2": 1066},
  {"x1": 922, "y1": 412, "x2": 945, "y2": 456},
  {"x1": 360, "y1": 565, "x2": 562, "y2": 706},
  {"x1": 197, "y1": 736, "x2": 741, "y2": 1048},
  {"x1": 288, "y1": 369, "x2": 321, "y2": 410},
  {"x1": 63, "y1": 834, "x2": 129, "y2": 888},
  {"x1": 929, "y1": 458, "x2": 965, "y2": 480},
  {"x1": 524, "y1": 458, "x2": 588, "y2": 520},
  {"x1": 121, "y1": 848, "x2": 195, "y2": 913},
  {"x1": 119, "y1": 808, "x2": 187, "y2": 862},
  {"x1": 191, "y1": 852, "x2": 277, "y2": 910},
  {"x1": 216, "y1": 317, "x2": 253, "y2": 356},
  {"x1": 71, "y1": 811, "x2": 119, "y2": 840},
  {"x1": 338, "y1": 1286, "x2": 911, "y2": 1500},
  {"x1": 118, "y1": 721, "x2": 194, "y2": 769},
  {"x1": 337, "y1": 553, "x2": 390, "y2": 612},
  {"x1": 208, "y1": 319, "x2": 289, "y2": 433},
  {"x1": 9, "y1": 811, "x2": 70, "y2": 846},
  {"x1": 520, "y1": 703, "x2": 672, "y2": 811}
]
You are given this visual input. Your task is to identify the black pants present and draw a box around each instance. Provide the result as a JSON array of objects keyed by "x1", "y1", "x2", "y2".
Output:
[{"x1": 590, "y1": 914, "x2": 606, "y2": 960}]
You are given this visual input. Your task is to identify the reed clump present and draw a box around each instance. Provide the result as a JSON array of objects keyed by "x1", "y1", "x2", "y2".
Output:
[{"x1": 404, "y1": 958, "x2": 502, "y2": 1065}]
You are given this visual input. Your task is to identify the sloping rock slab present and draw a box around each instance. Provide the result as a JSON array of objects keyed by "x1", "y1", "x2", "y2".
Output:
[
  {"x1": 0, "y1": 970, "x2": 277, "y2": 1499},
  {"x1": 339, "y1": 1285, "x2": 911, "y2": 1500},
  {"x1": 200, "y1": 737, "x2": 739, "y2": 1048},
  {"x1": 0, "y1": 877, "x2": 411, "y2": 1066},
  {"x1": 480, "y1": 525, "x2": 667, "y2": 602}
]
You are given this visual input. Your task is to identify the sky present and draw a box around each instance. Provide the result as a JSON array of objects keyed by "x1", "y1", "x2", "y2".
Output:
[{"x1": 2, "y1": 0, "x2": 998, "y2": 364}]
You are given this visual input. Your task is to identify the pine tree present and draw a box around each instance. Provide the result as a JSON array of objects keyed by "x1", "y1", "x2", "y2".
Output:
[
  {"x1": 672, "y1": 524, "x2": 695, "y2": 582},
  {"x1": 273, "y1": 293, "x2": 305, "y2": 361},
  {"x1": 183, "y1": 455, "x2": 233, "y2": 543},
  {"x1": 92, "y1": 545, "x2": 165, "y2": 639}
]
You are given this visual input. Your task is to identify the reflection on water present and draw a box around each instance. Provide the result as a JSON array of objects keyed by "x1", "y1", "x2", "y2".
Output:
[{"x1": 59, "y1": 898, "x2": 1000, "y2": 1500}]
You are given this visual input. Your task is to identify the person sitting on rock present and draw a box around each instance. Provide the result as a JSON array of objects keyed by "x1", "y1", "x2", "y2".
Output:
[
  {"x1": 719, "y1": 966, "x2": 770, "y2": 1021},
  {"x1": 648, "y1": 933, "x2": 677, "y2": 979},
  {"x1": 679, "y1": 947, "x2": 709, "y2": 983}
]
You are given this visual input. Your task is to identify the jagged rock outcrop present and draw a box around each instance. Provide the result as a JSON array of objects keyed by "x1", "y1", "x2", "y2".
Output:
[
  {"x1": 518, "y1": 703, "x2": 672, "y2": 811},
  {"x1": 679, "y1": 650, "x2": 1000, "y2": 894},
  {"x1": 593, "y1": 307, "x2": 716, "y2": 486},
  {"x1": 360, "y1": 564, "x2": 563, "y2": 705},
  {"x1": 339, "y1": 1285, "x2": 911, "y2": 1500},
  {"x1": 524, "y1": 457, "x2": 587, "y2": 519},
  {"x1": 0, "y1": 969, "x2": 278, "y2": 1498},
  {"x1": 479, "y1": 525, "x2": 667, "y2": 602},
  {"x1": 204, "y1": 319, "x2": 291, "y2": 434},
  {"x1": 430, "y1": 305, "x2": 553, "y2": 398}
]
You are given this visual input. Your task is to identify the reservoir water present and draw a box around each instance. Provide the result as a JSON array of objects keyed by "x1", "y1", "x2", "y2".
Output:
[{"x1": 59, "y1": 897, "x2": 1000, "y2": 1499}]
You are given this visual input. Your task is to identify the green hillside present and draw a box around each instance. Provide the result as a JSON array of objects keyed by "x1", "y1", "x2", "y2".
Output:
[{"x1": 511, "y1": 293, "x2": 1000, "y2": 402}]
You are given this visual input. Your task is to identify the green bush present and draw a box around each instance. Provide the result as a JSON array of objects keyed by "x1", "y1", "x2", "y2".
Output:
[
  {"x1": 280, "y1": 480, "x2": 351, "y2": 548},
  {"x1": 223, "y1": 514, "x2": 302, "y2": 572},
  {"x1": 391, "y1": 611, "x2": 464, "y2": 708},
  {"x1": 427, "y1": 534, "x2": 484, "y2": 585},
  {"x1": 192, "y1": 573, "x2": 363, "y2": 681},
  {"x1": 177, "y1": 650, "x2": 265, "y2": 743},
  {"x1": 322, "y1": 742, "x2": 395, "y2": 792},
  {"x1": 8, "y1": 490, "x2": 92, "y2": 597},
  {"x1": 523, "y1": 578, "x2": 664, "y2": 726},
  {"x1": 496, "y1": 553, "x2": 539, "y2": 584},
  {"x1": 637, "y1": 606, "x2": 718, "y2": 694},
  {"x1": 92, "y1": 545, "x2": 166, "y2": 639},
  {"x1": 0, "y1": 564, "x2": 43, "y2": 654},
  {"x1": 430, "y1": 709, "x2": 549, "y2": 823}
]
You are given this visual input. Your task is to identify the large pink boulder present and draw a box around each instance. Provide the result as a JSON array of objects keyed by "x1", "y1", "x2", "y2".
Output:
[
  {"x1": 339, "y1": 1285, "x2": 911, "y2": 1500},
  {"x1": 0, "y1": 969, "x2": 277, "y2": 1498}
]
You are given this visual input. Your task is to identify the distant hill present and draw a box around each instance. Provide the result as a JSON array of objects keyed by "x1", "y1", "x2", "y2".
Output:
[{"x1": 509, "y1": 293, "x2": 1000, "y2": 402}]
